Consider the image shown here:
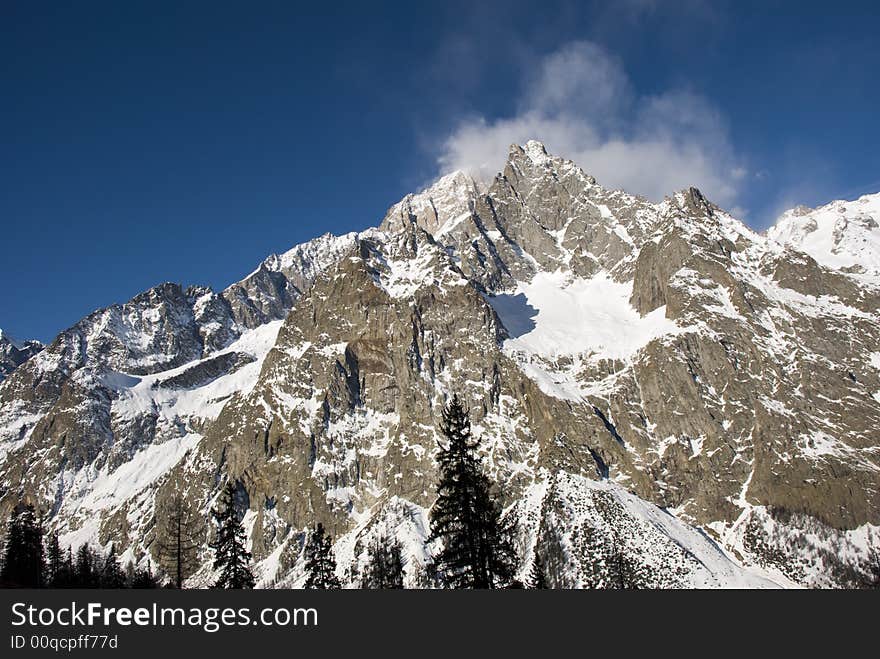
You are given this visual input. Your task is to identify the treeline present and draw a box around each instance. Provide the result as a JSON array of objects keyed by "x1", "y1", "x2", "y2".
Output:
[
  {"x1": 0, "y1": 487, "x2": 242, "y2": 590},
  {"x1": 1, "y1": 392, "x2": 545, "y2": 590},
  {"x1": 0, "y1": 483, "x2": 260, "y2": 590},
  {"x1": 0, "y1": 506, "x2": 159, "y2": 588}
]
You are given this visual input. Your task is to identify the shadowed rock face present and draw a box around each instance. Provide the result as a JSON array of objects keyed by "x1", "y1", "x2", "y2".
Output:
[
  {"x1": 1, "y1": 141, "x2": 878, "y2": 588},
  {"x1": 0, "y1": 331, "x2": 42, "y2": 382}
]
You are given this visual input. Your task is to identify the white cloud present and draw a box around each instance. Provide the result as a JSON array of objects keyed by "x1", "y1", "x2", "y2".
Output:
[
  {"x1": 436, "y1": 40, "x2": 746, "y2": 208},
  {"x1": 528, "y1": 41, "x2": 631, "y2": 121}
]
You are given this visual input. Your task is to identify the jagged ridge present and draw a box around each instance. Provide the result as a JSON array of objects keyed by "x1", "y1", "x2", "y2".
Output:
[{"x1": 1, "y1": 141, "x2": 878, "y2": 588}]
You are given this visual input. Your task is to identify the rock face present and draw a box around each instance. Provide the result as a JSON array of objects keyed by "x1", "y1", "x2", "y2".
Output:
[
  {"x1": 1, "y1": 141, "x2": 878, "y2": 588},
  {"x1": 0, "y1": 330, "x2": 42, "y2": 382}
]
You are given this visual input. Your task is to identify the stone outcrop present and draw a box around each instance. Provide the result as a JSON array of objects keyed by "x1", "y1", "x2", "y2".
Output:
[
  {"x1": 0, "y1": 331, "x2": 42, "y2": 382},
  {"x1": 1, "y1": 142, "x2": 878, "y2": 588}
]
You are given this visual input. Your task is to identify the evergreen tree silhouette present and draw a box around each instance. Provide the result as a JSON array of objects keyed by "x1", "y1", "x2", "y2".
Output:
[
  {"x1": 129, "y1": 562, "x2": 160, "y2": 588},
  {"x1": 360, "y1": 535, "x2": 405, "y2": 589},
  {"x1": 59, "y1": 547, "x2": 75, "y2": 588},
  {"x1": 45, "y1": 531, "x2": 63, "y2": 587},
  {"x1": 75, "y1": 545, "x2": 98, "y2": 588},
  {"x1": 210, "y1": 483, "x2": 255, "y2": 589},
  {"x1": 304, "y1": 523, "x2": 340, "y2": 589},
  {"x1": 528, "y1": 551, "x2": 547, "y2": 589},
  {"x1": 428, "y1": 394, "x2": 517, "y2": 588},
  {"x1": 1, "y1": 508, "x2": 24, "y2": 587},
  {"x1": 155, "y1": 491, "x2": 201, "y2": 588},
  {"x1": 1, "y1": 504, "x2": 45, "y2": 587},
  {"x1": 100, "y1": 544, "x2": 127, "y2": 588}
]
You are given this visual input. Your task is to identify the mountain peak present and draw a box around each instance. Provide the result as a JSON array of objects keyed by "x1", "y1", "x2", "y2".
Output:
[
  {"x1": 380, "y1": 169, "x2": 479, "y2": 236},
  {"x1": 522, "y1": 139, "x2": 550, "y2": 165},
  {"x1": 0, "y1": 328, "x2": 41, "y2": 352},
  {"x1": 768, "y1": 191, "x2": 880, "y2": 277},
  {"x1": 3, "y1": 139, "x2": 880, "y2": 590},
  {"x1": 670, "y1": 186, "x2": 715, "y2": 218},
  {"x1": 506, "y1": 140, "x2": 552, "y2": 169},
  {"x1": 0, "y1": 328, "x2": 14, "y2": 348},
  {"x1": 0, "y1": 329, "x2": 43, "y2": 381},
  {"x1": 505, "y1": 141, "x2": 598, "y2": 190}
]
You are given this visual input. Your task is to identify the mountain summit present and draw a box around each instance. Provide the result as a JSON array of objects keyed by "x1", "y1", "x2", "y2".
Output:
[
  {"x1": 0, "y1": 330, "x2": 42, "y2": 382},
  {"x1": 1, "y1": 142, "x2": 878, "y2": 588},
  {"x1": 768, "y1": 193, "x2": 880, "y2": 279}
]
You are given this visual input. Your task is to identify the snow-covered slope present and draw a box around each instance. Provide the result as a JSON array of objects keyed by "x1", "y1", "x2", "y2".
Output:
[
  {"x1": 1, "y1": 141, "x2": 879, "y2": 589},
  {"x1": 487, "y1": 271, "x2": 681, "y2": 401},
  {"x1": 769, "y1": 193, "x2": 880, "y2": 283},
  {"x1": 52, "y1": 320, "x2": 284, "y2": 549},
  {"x1": 380, "y1": 170, "x2": 482, "y2": 236}
]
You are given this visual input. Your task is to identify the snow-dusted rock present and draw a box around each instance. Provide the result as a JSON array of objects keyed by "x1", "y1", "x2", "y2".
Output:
[
  {"x1": 769, "y1": 193, "x2": 880, "y2": 284},
  {"x1": 1, "y1": 142, "x2": 878, "y2": 588},
  {"x1": 0, "y1": 329, "x2": 42, "y2": 382}
]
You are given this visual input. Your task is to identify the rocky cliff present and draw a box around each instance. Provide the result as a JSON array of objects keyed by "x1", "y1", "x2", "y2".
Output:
[
  {"x1": 1, "y1": 141, "x2": 878, "y2": 588},
  {"x1": 0, "y1": 330, "x2": 42, "y2": 382}
]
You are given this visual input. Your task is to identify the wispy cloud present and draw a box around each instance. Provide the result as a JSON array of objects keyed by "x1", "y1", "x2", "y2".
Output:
[{"x1": 435, "y1": 40, "x2": 746, "y2": 208}]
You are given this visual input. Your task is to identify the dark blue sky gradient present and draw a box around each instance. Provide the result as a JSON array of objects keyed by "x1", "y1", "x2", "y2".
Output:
[{"x1": 2, "y1": 1, "x2": 878, "y2": 341}]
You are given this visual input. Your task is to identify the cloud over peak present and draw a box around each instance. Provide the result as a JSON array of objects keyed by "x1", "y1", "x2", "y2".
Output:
[{"x1": 436, "y1": 41, "x2": 745, "y2": 208}]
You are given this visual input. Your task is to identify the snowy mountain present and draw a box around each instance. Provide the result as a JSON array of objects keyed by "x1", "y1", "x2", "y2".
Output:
[
  {"x1": 1, "y1": 141, "x2": 878, "y2": 588},
  {"x1": 768, "y1": 193, "x2": 880, "y2": 284},
  {"x1": 0, "y1": 330, "x2": 42, "y2": 382}
]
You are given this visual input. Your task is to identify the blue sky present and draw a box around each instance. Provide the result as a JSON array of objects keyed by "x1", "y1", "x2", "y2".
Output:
[{"x1": 2, "y1": 1, "x2": 879, "y2": 342}]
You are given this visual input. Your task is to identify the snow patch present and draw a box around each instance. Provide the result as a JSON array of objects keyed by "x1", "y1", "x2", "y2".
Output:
[
  {"x1": 78, "y1": 433, "x2": 202, "y2": 512},
  {"x1": 769, "y1": 193, "x2": 880, "y2": 280},
  {"x1": 489, "y1": 271, "x2": 679, "y2": 361},
  {"x1": 112, "y1": 320, "x2": 283, "y2": 424}
]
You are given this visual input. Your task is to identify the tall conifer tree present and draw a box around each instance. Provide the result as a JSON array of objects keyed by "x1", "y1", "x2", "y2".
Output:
[
  {"x1": 303, "y1": 523, "x2": 340, "y2": 589},
  {"x1": 528, "y1": 551, "x2": 547, "y2": 589},
  {"x1": 100, "y1": 544, "x2": 127, "y2": 588},
  {"x1": 45, "y1": 531, "x2": 63, "y2": 587},
  {"x1": 428, "y1": 394, "x2": 517, "y2": 588},
  {"x1": 210, "y1": 483, "x2": 255, "y2": 589},
  {"x1": 360, "y1": 535, "x2": 405, "y2": 589},
  {"x1": 156, "y1": 491, "x2": 201, "y2": 589},
  {"x1": 0, "y1": 509, "x2": 23, "y2": 587},
  {"x1": 1, "y1": 504, "x2": 45, "y2": 587},
  {"x1": 61, "y1": 547, "x2": 75, "y2": 588},
  {"x1": 129, "y1": 561, "x2": 160, "y2": 588},
  {"x1": 75, "y1": 545, "x2": 98, "y2": 588}
]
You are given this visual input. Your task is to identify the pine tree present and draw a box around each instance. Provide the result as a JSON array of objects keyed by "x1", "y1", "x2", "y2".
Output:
[
  {"x1": 360, "y1": 535, "x2": 405, "y2": 589},
  {"x1": 130, "y1": 562, "x2": 160, "y2": 588},
  {"x1": 100, "y1": 544, "x2": 127, "y2": 588},
  {"x1": 75, "y1": 545, "x2": 98, "y2": 588},
  {"x1": 303, "y1": 523, "x2": 340, "y2": 589},
  {"x1": 1, "y1": 504, "x2": 45, "y2": 587},
  {"x1": 528, "y1": 551, "x2": 547, "y2": 589},
  {"x1": 155, "y1": 491, "x2": 201, "y2": 589},
  {"x1": 210, "y1": 483, "x2": 255, "y2": 589},
  {"x1": 45, "y1": 531, "x2": 63, "y2": 587},
  {"x1": 867, "y1": 557, "x2": 880, "y2": 589},
  {"x1": 58, "y1": 547, "x2": 76, "y2": 588},
  {"x1": 428, "y1": 394, "x2": 518, "y2": 589},
  {"x1": 23, "y1": 506, "x2": 45, "y2": 587}
]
